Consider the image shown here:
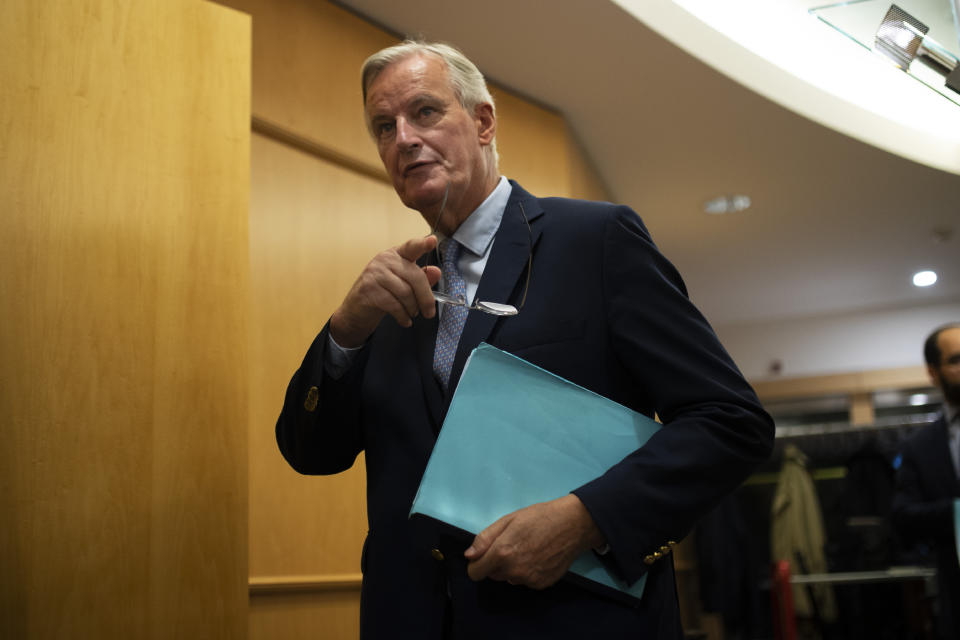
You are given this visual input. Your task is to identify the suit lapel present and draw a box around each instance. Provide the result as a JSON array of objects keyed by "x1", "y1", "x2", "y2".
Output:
[
  {"x1": 445, "y1": 183, "x2": 544, "y2": 395},
  {"x1": 415, "y1": 251, "x2": 444, "y2": 432},
  {"x1": 415, "y1": 314, "x2": 443, "y2": 433}
]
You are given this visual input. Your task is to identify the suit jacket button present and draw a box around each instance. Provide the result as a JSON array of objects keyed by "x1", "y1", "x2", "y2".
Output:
[
  {"x1": 659, "y1": 545, "x2": 671, "y2": 554},
  {"x1": 304, "y1": 386, "x2": 319, "y2": 412},
  {"x1": 431, "y1": 548, "x2": 445, "y2": 562},
  {"x1": 643, "y1": 554, "x2": 656, "y2": 565},
  {"x1": 667, "y1": 540, "x2": 678, "y2": 548}
]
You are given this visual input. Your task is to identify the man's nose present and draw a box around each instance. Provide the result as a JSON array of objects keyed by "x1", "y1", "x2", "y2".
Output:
[{"x1": 395, "y1": 118, "x2": 421, "y2": 151}]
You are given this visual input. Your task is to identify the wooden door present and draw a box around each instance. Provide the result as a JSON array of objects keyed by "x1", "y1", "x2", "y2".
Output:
[{"x1": 0, "y1": 1, "x2": 251, "y2": 637}]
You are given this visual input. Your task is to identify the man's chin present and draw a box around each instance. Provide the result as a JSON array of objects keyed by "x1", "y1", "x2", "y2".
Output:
[
  {"x1": 398, "y1": 180, "x2": 449, "y2": 213},
  {"x1": 941, "y1": 381, "x2": 960, "y2": 407}
]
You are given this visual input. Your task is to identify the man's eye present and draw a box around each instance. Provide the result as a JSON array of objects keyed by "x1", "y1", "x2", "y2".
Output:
[
  {"x1": 419, "y1": 106, "x2": 437, "y2": 118},
  {"x1": 375, "y1": 122, "x2": 395, "y2": 137}
]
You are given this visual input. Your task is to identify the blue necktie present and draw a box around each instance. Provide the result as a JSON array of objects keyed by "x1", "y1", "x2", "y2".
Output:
[{"x1": 433, "y1": 239, "x2": 469, "y2": 389}]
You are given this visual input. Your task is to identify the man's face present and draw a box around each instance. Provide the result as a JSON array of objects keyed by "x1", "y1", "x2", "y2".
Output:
[
  {"x1": 929, "y1": 327, "x2": 960, "y2": 406},
  {"x1": 364, "y1": 54, "x2": 495, "y2": 229}
]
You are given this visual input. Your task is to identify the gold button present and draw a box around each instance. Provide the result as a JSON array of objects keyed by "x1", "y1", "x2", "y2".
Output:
[
  {"x1": 643, "y1": 555, "x2": 656, "y2": 565},
  {"x1": 304, "y1": 386, "x2": 319, "y2": 412},
  {"x1": 667, "y1": 540, "x2": 678, "y2": 548},
  {"x1": 659, "y1": 545, "x2": 671, "y2": 554},
  {"x1": 431, "y1": 548, "x2": 445, "y2": 562}
]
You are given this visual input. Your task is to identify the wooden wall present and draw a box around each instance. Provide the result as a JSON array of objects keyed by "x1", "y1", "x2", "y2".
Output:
[
  {"x1": 0, "y1": 1, "x2": 251, "y2": 638},
  {"x1": 212, "y1": 1, "x2": 610, "y2": 637}
]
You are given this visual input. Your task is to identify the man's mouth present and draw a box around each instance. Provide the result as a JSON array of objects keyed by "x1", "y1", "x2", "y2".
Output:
[{"x1": 403, "y1": 161, "x2": 436, "y2": 177}]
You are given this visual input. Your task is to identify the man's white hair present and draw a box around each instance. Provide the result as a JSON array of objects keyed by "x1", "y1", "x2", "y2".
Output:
[{"x1": 361, "y1": 40, "x2": 498, "y2": 166}]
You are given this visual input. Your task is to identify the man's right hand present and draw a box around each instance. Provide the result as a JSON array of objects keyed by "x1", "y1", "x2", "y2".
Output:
[{"x1": 329, "y1": 235, "x2": 442, "y2": 348}]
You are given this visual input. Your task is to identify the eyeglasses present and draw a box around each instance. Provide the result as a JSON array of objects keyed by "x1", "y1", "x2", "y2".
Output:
[{"x1": 431, "y1": 183, "x2": 532, "y2": 317}]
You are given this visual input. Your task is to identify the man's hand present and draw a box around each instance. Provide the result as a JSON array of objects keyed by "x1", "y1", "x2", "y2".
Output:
[
  {"x1": 330, "y1": 235, "x2": 442, "y2": 348},
  {"x1": 464, "y1": 494, "x2": 606, "y2": 590}
]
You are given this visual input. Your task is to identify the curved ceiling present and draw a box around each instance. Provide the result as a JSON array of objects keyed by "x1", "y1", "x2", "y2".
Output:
[{"x1": 336, "y1": 0, "x2": 960, "y2": 327}]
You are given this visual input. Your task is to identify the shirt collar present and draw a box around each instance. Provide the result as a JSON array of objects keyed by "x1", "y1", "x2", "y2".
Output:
[
  {"x1": 945, "y1": 402, "x2": 959, "y2": 428},
  {"x1": 450, "y1": 176, "x2": 512, "y2": 257}
]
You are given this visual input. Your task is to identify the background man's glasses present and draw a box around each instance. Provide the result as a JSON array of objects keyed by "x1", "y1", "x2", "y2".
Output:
[{"x1": 431, "y1": 183, "x2": 532, "y2": 317}]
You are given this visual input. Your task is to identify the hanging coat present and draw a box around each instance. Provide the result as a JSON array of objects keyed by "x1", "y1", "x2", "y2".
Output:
[{"x1": 771, "y1": 444, "x2": 837, "y2": 621}]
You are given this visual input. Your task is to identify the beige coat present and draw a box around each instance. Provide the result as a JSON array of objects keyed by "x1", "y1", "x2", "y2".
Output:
[{"x1": 771, "y1": 444, "x2": 837, "y2": 621}]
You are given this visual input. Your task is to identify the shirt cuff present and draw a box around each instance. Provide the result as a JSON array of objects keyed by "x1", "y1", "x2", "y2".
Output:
[{"x1": 325, "y1": 332, "x2": 363, "y2": 379}]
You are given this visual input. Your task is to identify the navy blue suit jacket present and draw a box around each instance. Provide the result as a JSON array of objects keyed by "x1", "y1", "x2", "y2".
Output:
[
  {"x1": 277, "y1": 181, "x2": 774, "y2": 639},
  {"x1": 893, "y1": 415, "x2": 960, "y2": 639}
]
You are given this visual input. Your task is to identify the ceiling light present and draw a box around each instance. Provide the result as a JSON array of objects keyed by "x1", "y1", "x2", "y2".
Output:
[
  {"x1": 912, "y1": 270, "x2": 937, "y2": 287},
  {"x1": 874, "y1": 5, "x2": 960, "y2": 95},
  {"x1": 703, "y1": 195, "x2": 751, "y2": 215},
  {"x1": 908, "y1": 393, "x2": 929, "y2": 406}
]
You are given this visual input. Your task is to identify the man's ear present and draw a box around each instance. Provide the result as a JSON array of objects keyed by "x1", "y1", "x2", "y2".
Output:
[
  {"x1": 474, "y1": 103, "x2": 496, "y2": 145},
  {"x1": 927, "y1": 363, "x2": 942, "y2": 389}
]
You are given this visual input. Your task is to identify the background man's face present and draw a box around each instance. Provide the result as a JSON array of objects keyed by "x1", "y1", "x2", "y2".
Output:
[
  {"x1": 365, "y1": 54, "x2": 491, "y2": 227},
  {"x1": 930, "y1": 327, "x2": 960, "y2": 406}
]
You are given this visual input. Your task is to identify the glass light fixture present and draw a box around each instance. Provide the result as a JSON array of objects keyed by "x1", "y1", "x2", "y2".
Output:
[{"x1": 912, "y1": 269, "x2": 938, "y2": 286}]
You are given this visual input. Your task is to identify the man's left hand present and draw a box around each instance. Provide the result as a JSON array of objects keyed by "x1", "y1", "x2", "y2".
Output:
[{"x1": 464, "y1": 494, "x2": 605, "y2": 590}]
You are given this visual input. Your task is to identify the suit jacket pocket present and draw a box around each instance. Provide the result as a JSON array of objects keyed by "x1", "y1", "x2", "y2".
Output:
[{"x1": 494, "y1": 317, "x2": 585, "y2": 353}]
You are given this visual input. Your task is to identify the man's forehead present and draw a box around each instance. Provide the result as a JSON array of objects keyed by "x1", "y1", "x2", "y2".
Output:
[
  {"x1": 367, "y1": 90, "x2": 446, "y2": 116},
  {"x1": 940, "y1": 328, "x2": 960, "y2": 350},
  {"x1": 365, "y1": 54, "x2": 451, "y2": 104}
]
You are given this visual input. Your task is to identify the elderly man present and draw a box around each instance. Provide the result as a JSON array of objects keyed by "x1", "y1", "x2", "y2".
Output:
[
  {"x1": 276, "y1": 40, "x2": 773, "y2": 639},
  {"x1": 893, "y1": 323, "x2": 960, "y2": 640}
]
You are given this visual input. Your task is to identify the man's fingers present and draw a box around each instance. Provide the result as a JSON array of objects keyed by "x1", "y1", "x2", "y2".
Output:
[
  {"x1": 395, "y1": 236, "x2": 440, "y2": 319},
  {"x1": 365, "y1": 244, "x2": 438, "y2": 323},
  {"x1": 411, "y1": 264, "x2": 440, "y2": 319},
  {"x1": 465, "y1": 515, "x2": 514, "y2": 582},
  {"x1": 463, "y1": 497, "x2": 600, "y2": 589},
  {"x1": 466, "y1": 547, "x2": 501, "y2": 582},
  {"x1": 465, "y1": 514, "x2": 511, "y2": 560},
  {"x1": 396, "y1": 234, "x2": 438, "y2": 262},
  {"x1": 374, "y1": 267, "x2": 425, "y2": 326},
  {"x1": 422, "y1": 265, "x2": 442, "y2": 287},
  {"x1": 333, "y1": 236, "x2": 441, "y2": 345}
]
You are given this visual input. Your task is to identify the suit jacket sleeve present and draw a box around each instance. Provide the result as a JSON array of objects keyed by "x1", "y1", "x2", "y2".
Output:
[
  {"x1": 571, "y1": 206, "x2": 774, "y2": 585},
  {"x1": 275, "y1": 321, "x2": 368, "y2": 476},
  {"x1": 891, "y1": 424, "x2": 957, "y2": 546}
]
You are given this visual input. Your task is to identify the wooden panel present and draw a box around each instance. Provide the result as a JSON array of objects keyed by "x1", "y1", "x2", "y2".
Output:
[
  {"x1": 216, "y1": 0, "x2": 606, "y2": 203},
  {"x1": 247, "y1": 133, "x2": 428, "y2": 578},
  {"x1": 752, "y1": 365, "x2": 929, "y2": 401},
  {"x1": 493, "y1": 87, "x2": 573, "y2": 198},
  {"x1": 849, "y1": 391, "x2": 875, "y2": 426},
  {"x1": 217, "y1": 0, "x2": 394, "y2": 173},
  {"x1": 0, "y1": 1, "x2": 250, "y2": 638},
  {"x1": 249, "y1": 574, "x2": 363, "y2": 594},
  {"x1": 250, "y1": 590, "x2": 360, "y2": 640},
  {"x1": 567, "y1": 131, "x2": 612, "y2": 203}
]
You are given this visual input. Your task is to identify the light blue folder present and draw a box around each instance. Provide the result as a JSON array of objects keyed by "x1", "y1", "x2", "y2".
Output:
[{"x1": 410, "y1": 343, "x2": 661, "y2": 601}]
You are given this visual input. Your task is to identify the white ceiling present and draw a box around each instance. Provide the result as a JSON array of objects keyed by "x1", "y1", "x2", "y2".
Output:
[{"x1": 335, "y1": 0, "x2": 960, "y2": 328}]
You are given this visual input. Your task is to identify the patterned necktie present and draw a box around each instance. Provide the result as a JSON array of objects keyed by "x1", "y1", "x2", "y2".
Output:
[{"x1": 433, "y1": 239, "x2": 469, "y2": 390}]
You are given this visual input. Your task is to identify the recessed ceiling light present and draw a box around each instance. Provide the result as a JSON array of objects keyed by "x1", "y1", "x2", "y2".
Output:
[
  {"x1": 912, "y1": 270, "x2": 937, "y2": 287},
  {"x1": 703, "y1": 195, "x2": 751, "y2": 215}
]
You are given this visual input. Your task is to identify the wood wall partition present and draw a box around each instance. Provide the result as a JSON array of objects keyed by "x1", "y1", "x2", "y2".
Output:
[
  {"x1": 213, "y1": 1, "x2": 611, "y2": 638},
  {"x1": 0, "y1": 1, "x2": 250, "y2": 638}
]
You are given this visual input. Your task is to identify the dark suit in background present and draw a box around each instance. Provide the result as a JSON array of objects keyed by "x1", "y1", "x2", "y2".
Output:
[
  {"x1": 277, "y1": 181, "x2": 774, "y2": 638},
  {"x1": 893, "y1": 415, "x2": 960, "y2": 639}
]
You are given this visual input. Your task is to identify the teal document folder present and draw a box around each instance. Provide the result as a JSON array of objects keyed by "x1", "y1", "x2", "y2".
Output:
[{"x1": 410, "y1": 343, "x2": 661, "y2": 602}]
